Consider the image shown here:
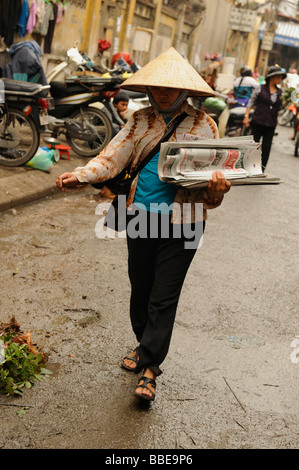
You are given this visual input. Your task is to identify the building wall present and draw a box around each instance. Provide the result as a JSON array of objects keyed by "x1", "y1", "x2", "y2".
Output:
[
  {"x1": 1, "y1": 0, "x2": 236, "y2": 77},
  {"x1": 246, "y1": 15, "x2": 262, "y2": 72},
  {"x1": 156, "y1": 8, "x2": 177, "y2": 57},
  {"x1": 195, "y1": 0, "x2": 232, "y2": 72},
  {"x1": 43, "y1": 1, "x2": 88, "y2": 73}
]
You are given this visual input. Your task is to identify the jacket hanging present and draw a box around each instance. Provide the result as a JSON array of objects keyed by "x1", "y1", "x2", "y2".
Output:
[
  {"x1": 44, "y1": 1, "x2": 58, "y2": 54},
  {"x1": 0, "y1": 0, "x2": 23, "y2": 47}
]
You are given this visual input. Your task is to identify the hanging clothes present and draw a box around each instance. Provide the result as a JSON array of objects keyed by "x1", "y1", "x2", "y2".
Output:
[
  {"x1": 33, "y1": 0, "x2": 47, "y2": 35},
  {"x1": 56, "y1": 2, "x2": 64, "y2": 23},
  {"x1": 44, "y1": 1, "x2": 58, "y2": 53},
  {"x1": 0, "y1": 0, "x2": 23, "y2": 47},
  {"x1": 27, "y1": 0, "x2": 38, "y2": 35},
  {"x1": 18, "y1": 0, "x2": 30, "y2": 37},
  {"x1": 35, "y1": 2, "x2": 54, "y2": 36}
]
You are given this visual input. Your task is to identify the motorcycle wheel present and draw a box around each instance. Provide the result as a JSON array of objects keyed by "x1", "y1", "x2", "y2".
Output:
[
  {"x1": 0, "y1": 108, "x2": 39, "y2": 166},
  {"x1": 295, "y1": 132, "x2": 299, "y2": 157},
  {"x1": 277, "y1": 109, "x2": 293, "y2": 126},
  {"x1": 240, "y1": 124, "x2": 252, "y2": 136},
  {"x1": 66, "y1": 106, "x2": 113, "y2": 157}
]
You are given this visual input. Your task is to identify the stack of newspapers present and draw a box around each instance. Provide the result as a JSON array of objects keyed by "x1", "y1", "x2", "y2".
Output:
[{"x1": 158, "y1": 135, "x2": 281, "y2": 188}]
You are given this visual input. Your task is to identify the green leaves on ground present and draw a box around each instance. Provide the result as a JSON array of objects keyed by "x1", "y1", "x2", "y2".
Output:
[{"x1": 0, "y1": 333, "x2": 52, "y2": 396}]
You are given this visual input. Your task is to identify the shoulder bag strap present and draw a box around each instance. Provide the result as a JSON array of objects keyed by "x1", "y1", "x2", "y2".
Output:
[{"x1": 129, "y1": 111, "x2": 188, "y2": 180}]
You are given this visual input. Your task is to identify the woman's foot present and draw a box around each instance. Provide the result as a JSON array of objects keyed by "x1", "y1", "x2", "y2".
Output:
[
  {"x1": 134, "y1": 368, "x2": 156, "y2": 401},
  {"x1": 121, "y1": 347, "x2": 139, "y2": 371}
]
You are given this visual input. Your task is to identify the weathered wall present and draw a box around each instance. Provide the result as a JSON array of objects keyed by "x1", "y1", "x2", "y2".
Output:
[{"x1": 195, "y1": 0, "x2": 232, "y2": 71}]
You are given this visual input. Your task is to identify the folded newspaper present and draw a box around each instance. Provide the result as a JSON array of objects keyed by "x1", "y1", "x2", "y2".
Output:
[{"x1": 158, "y1": 135, "x2": 281, "y2": 188}]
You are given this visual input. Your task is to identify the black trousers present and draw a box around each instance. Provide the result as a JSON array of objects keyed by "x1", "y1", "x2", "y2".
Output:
[
  {"x1": 250, "y1": 123, "x2": 275, "y2": 172},
  {"x1": 126, "y1": 212, "x2": 205, "y2": 376}
]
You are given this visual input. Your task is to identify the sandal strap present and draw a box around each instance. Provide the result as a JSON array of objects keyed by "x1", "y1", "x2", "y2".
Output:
[
  {"x1": 138, "y1": 376, "x2": 156, "y2": 389},
  {"x1": 123, "y1": 354, "x2": 137, "y2": 364},
  {"x1": 123, "y1": 347, "x2": 139, "y2": 364}
]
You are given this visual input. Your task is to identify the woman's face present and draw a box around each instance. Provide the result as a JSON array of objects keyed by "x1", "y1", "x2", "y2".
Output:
[
  {"x1": 270, "y1": 74, "x2": 283, "y2": 85},
  {"x1": 148, "y1": 87, "x2": 182, "y2": 110}
]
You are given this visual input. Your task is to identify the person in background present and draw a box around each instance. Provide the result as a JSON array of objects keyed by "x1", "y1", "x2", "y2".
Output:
[
  {"x1": 113, "y1": 91, "x2": 129, "y2": 125},
  {"x1": 243, "y1": 65, "x2": 286, "y2": 172},
  {"x1": 233, "y1": 66, "x2": 259, "y2": 108},
  {"x1": 104, "y1": 91, "x2": 129, "y2": 138},
  {"x1": 56, "y1": 48, "x2": 231, "y2": 403},
  {"x1": 285, "y1": 68, "x2": 299, "y2": 91},
  {"x1": 284, "y1": 70, "x2": 299, "y2": 141},
  {"x1": 252, "y1": 67, "x2": 260, "y2": 82}
]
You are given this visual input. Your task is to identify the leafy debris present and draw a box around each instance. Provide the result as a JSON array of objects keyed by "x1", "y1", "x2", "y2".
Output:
[{"x1": 0, "y1": 316, "x2": 51, "y2": 396}]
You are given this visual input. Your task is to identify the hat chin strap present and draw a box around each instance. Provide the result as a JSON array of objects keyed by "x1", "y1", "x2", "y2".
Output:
[{"x1": 146, "y1": 88, "x2": 189, "y2": 118}]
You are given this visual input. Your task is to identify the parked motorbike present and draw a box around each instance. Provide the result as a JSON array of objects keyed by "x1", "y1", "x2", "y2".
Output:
[
  {"x1": 45, "y1": 75, "x2": 135, "y2": 156},
  {"x1": 44, "y1": 45, "x2": 148, "y2": 155},
  {"x1": 193, "y1": 93, "x2": 252, "y2": 137},
  {"x1": 224, "y1": 99, "x2": 253, "y2": 137},
  {"x1": 46, "y1": 43, "x2": 88, "y2": 83},
  {"x1": 0, "y1": 78, "x2": 53, "y2": 166},
  {"x1": 278, "y1": 87, "x2": 298, "y2": 126},
  {"x1": 46, "y1": 43, "x2": 137, "y2": 83},
  {"x1": 278, "y1": 101, "x2": 297, "y2": 127}
]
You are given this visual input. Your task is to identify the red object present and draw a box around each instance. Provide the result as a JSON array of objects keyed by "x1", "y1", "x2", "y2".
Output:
[
  {"x1": 111, "y1": 52, "x2": 133, "y2": 67},
  {"x1": 38, "y1": 97, "x2": 55, "y2": 110},
  {"x1": 98, "y1": 39, "x2": 111, "y2": 52},
  {"x1": 23, "y1": 105, "x2": 32, "y2": 116},
  {"x1": 55, "y1": 144, "x2": 71, "y2": 160},
  {"x1": 103, "y1": 90, "x2": 119, "y2": 98}
]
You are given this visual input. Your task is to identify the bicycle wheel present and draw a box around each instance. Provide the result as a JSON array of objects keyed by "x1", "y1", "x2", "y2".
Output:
[
  {"x1": 66, "y1": 106, "x2": 113, "y2": 157},
  {"x1": 0, "y1": 108, "x2": 40, "y2": 166},
  {"x1": 278, "y1": 109, "x2": 293, "y2": 126},
  {"x1": 295, "y1": 133, "x2": 299, "y2": 157}
]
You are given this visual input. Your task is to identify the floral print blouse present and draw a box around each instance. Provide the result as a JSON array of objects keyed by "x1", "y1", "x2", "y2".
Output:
[{"x1": 72, "y1": 101, "x2": 223, "y2": 223}]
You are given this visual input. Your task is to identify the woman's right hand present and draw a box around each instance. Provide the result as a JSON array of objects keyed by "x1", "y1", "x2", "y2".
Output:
[
  {"x1": 56, "y1": 172, "x2": 84, "y2": 192},
  {"x1": 243, "y1": 116, "x2": 250, "y2": 127}
]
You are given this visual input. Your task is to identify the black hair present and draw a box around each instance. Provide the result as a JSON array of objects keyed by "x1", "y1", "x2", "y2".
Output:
[
  {"x1": 240, "y1": 66, "x2": 252, "y2": 77},
  {"x1": 113, "y1": 91, "x2": 129, "y2": 104}
]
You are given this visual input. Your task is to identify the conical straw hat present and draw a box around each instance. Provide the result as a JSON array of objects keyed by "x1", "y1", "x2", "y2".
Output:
[{"x1": 120, "y1": 47, "x2": 216, "y2": 98}]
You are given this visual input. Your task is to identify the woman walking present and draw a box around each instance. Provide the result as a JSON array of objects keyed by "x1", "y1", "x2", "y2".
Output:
[
  {"x1": 56, "y1": 48, "x2": 231, "y2": 402},
  {"x1": 243, "y1": 65, "x2": 286, "y2": 172}
]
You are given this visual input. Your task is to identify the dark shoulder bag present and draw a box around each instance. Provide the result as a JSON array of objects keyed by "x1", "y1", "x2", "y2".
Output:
[{"x1": 103, "y1": 112, "x2": 187, "y2": 232}]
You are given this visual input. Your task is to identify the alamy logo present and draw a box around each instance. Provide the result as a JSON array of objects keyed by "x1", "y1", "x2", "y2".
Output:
[
  {"x1": 290, "y1": 337, "x2": 299, "y2": 364},
  {"x1": 94, "y1": 198, "x2": 204, "y2": 249}
]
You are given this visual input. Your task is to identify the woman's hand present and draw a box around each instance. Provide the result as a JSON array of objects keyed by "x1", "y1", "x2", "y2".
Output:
[
  {"x1": 243, "y1": 107, "x2": 251, "y2": 128},
  {"x1": 206, "y1": 170, "x2": 231, "y2": 202},
  {"x1": 243, "y1": 115, "x2": 250, "y2": 127},
  {"x1": 56, "y1": 172, "x2": 85, "y2": 192}
]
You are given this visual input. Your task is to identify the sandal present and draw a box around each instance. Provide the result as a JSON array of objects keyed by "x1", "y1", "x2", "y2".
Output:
[
  {"x1": 134, "y1": 376, "x2": 156, "y2": 402},
  {"x1": 121, "y1": 347, "x2": 139, "y2": 371}
]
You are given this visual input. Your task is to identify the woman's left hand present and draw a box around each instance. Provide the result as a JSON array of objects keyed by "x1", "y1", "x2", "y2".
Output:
[{"x1": 206, "y1": 170, "x2": 231, "y2": 201}]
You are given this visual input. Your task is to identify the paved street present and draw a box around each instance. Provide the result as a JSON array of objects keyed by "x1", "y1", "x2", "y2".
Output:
[{"x1": 0, "y1": 124, "x2": 299, "y2": 450}]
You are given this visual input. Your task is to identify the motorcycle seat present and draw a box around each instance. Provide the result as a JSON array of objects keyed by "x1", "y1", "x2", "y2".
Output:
[
  {"x1": 50, "y1": 80, "x2": 90, "y2": 98},
  {"x1": 230, "y1": 106, "x2": 247, "y2": 118},
  {"x1": 125, "y1": 90, "x2": 147, "y2": 99},
  {"x1": 2, "y1": 78, "x2": 43, "y2": 93}
]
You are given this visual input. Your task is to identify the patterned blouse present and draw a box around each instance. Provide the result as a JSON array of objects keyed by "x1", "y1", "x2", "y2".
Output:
[{"x1": 72, "y1": 101, "x2": 223, "y2": 223}]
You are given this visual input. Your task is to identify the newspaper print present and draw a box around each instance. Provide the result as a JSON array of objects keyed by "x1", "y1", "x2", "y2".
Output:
[
  {"x1": 158, "y1": 136, "x2": 263, "y2": 183},
  {"x1": 177, "y1": 148, "x2": 247, "y2": 177}
]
